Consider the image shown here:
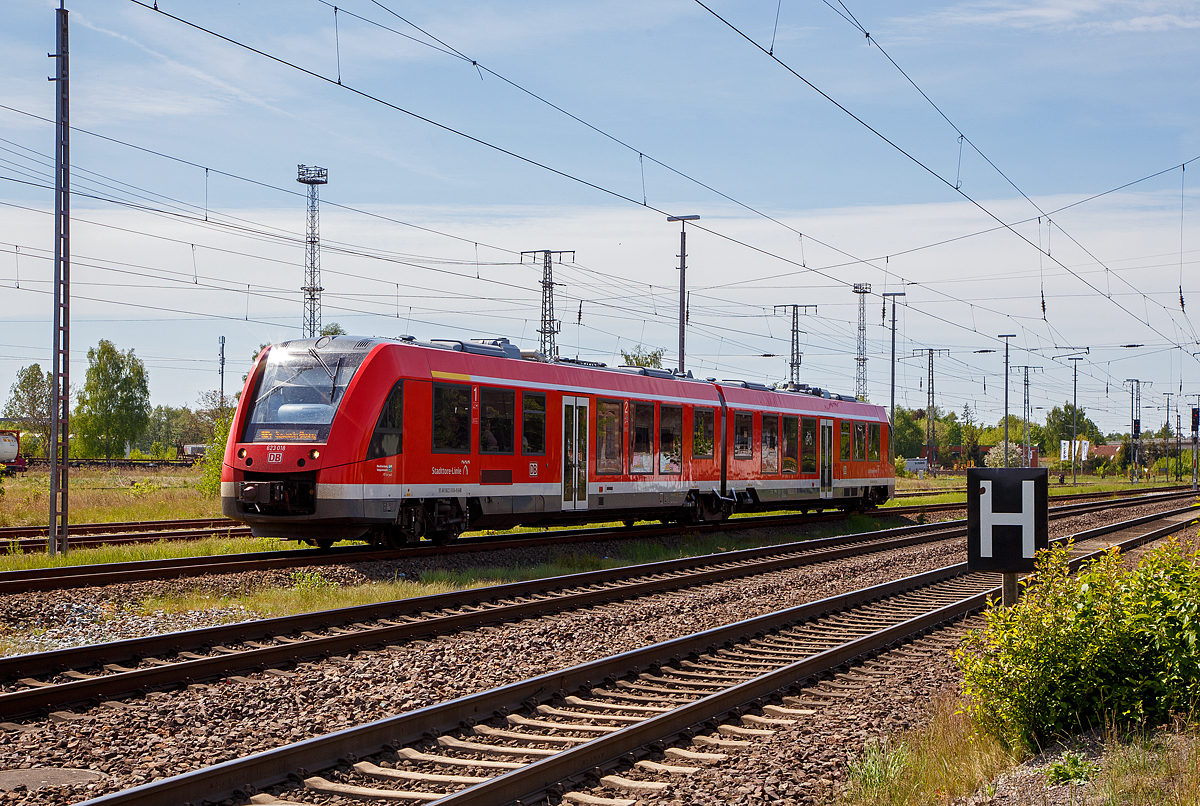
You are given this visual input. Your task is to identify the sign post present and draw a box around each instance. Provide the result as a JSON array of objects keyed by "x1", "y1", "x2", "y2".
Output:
[{"x1": 967, "y1": 467, "x2": 1049, "y2": 607}]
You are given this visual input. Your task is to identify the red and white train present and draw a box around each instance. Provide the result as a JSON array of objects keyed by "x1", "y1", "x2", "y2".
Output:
[{"x1": 221, "y1": 335, "x2": 895, "y2": 546}]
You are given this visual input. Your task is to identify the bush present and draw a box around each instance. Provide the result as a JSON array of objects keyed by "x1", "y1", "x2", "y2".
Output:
[
  {"x1": 894, "y1": 457, "x2": 909, "y2": 478},
  {"x1": 956, "y1": 539, "x2": 1200, "y2": 751},
  {"x1": 196, "y1": 414, "x2": 230, "y2": 497}
]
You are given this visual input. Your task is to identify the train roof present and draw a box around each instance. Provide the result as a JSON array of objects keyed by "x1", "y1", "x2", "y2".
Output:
[{"x1": 266, "y1": 334, "x2": 887, "y2": 421}]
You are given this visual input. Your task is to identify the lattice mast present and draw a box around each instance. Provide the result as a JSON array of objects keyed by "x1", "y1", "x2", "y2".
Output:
[
  {"x1": 913, "y1": 349, "x2": 949, "y2": 467},
  {"x1": 48, "y1": 2, "x2": 71, "y2": 556},
  {"x1": 853, "y1": 283, "x2": 871, "y2": 401},
  {"x1": 522, "y1": 250, "x2": 573, "y2": 359},
  {"x1": 1012, "y1": 366, "x2": 1043, "y2": 468},
  {"x1": 297, "y1": 165, "x2": 327, "y2": 338},
  {"x1": 773, "y1": 304, "x2": 816, "y2": 387}
]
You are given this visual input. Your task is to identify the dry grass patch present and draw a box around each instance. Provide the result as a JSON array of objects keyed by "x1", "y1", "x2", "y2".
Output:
[
  {"x1": 841, "y1": 694, "x2": 1019, "y2": 806},
  {"x1": 140, "y1": 570, "x2": 496, "y2": 619},
  {"x1": 0, "y1": 467, "x2": 220, "y2": 527},
  {"x1": 1091, "y1": 720, "x2": 1200, "y2": 806},
  {"x1": 0, "y1": 535, "x2": 295, "y2": 573}
]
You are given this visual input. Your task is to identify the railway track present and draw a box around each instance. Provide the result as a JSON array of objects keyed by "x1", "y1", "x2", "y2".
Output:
[
  {"x1": 75, "y1": 502, "x2": 1200, "y2": 806},
  {"x1": 0, "y1": 484, "x2": 1188, "y2": 553},
  {"x1": 0, "y1": 490, "x2": 1189, "y2": 596},
  {"x1": 1, "y1": 492, "x2": 1192, "y2": 726}
]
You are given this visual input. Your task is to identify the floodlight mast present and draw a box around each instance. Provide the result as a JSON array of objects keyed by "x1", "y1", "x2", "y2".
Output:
[{"x1": 297, "y1": 165, "x2": 328, "y2": 339}]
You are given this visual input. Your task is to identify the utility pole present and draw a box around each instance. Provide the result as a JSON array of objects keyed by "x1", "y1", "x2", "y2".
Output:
[
  {"x1": 999, "y1": 334, "x2": 1016, "y2": 468},
  {"x1": 219, "y1": 335, "x2": 226, "y2": 417},
  {"x1": 773, "y1": 304, "x2": 815, "y2": 387},
  {"x1": 883, "y1": 292, "x2": 905, "y2": 459},
  {"x1": 853, "y1": 283, "x2": 871, "y2": 401},
  {"x1": 1069, "y1": 357, "x2": 1083, "y2": 485},
  {"x1": 1011, "y1": 366, "x2": 1042, "y2": 468},
  {"x1": 521, "y1": 250, "x2": 573, "y2": 359},
  {"x1": 667, "y1": 215, "x2": 699, "y2": 374},
  {"x1": 1125, "y1": 379, "x2": 1144, "y2": 483},
  {"x1": 297, "y1": 165, "x2": 327, "y2": 338},
  {"x1": 48, "y1": 1, "x2": 71, "y2": 556},
  {"x1": 1165, "y1": 392, "x2": 1174, "y2": 482},
  {"x1": 911, "y1": 349, "x2": 949, "y2": 469},
  {"x1": 1187, "y1": 394, "x2": 1198, "y2": 488}
]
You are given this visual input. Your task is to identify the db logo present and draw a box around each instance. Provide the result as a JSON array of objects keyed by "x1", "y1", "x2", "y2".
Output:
[
  {"x1": 529, "y1": 462, "x2": 538, "y2": 477},
  {"x1": 267, "y1": 452, "x2": 283, "y2": 464}
]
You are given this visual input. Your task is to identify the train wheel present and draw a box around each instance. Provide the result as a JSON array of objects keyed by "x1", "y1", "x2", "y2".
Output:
[
  {"x1": 623, "y1": 520, "x2": 637, "y2": 528},
  {"x1": 428, "y1": 529, "x2": 458, "y2": 546},
  {"x1": 314, "y1": 538, "x2": 335, "y2": 550}
]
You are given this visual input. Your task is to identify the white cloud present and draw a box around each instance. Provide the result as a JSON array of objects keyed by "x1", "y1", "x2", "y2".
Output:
[{"x1": 902, "y1": 0, "x2": 1200, "y2": 33}]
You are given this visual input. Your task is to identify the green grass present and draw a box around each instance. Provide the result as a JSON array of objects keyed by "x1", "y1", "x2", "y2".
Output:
[
  {"x1": 139, "y1": 572, "x2": 496, "y2": 618},
  {"x1": 0, "y1": 467, "x2": 219, "y2": 528},
  {"x1": 133, "y1": 511, "x2": 904, "y2": 619},
  {"x1": 0, "y1": 534, "x2": 301, "y2": 573}
]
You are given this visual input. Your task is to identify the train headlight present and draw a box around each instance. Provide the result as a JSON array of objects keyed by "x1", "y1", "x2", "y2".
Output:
[
  {"x1": 237, "y1": 448, "x2": 247, "y2": 459},
  {"x1": 308, "y1": 449, "x2": 321, "y2": 460}
]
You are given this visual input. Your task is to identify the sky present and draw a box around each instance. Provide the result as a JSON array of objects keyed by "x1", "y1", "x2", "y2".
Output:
[{"x1": 2, "y1": 0, "x2": 1200, "y2": 436}]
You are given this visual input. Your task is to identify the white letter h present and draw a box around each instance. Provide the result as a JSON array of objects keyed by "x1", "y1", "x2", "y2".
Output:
[{"x1": 979, "y1": 479, "x2": 1035, "y2": 558}]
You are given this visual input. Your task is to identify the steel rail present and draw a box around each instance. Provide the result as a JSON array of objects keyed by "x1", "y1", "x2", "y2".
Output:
[
  {"x1": 0, "y1": 489, "x2": 1191, "y2": 595},
  {"x1": 0, "y1": 484, "x2": 1187, "y2": 548},
  {"x1": 0, "y1": 493, "x2": 1189, "y2": 726},
  {"x1": 74, "y1": 504, "x2": 1199, "y2": 806},
  {"x1": 1, "y1": 491, "x2": 1184, "y2": 689}
]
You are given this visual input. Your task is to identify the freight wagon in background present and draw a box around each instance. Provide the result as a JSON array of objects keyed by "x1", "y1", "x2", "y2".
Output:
[
  {"x1": 0, "y1": 430, "x2": 27, "y2": 475},
  {"x1": 221, "y1": 335, "x2": 895, "y2": 548}
]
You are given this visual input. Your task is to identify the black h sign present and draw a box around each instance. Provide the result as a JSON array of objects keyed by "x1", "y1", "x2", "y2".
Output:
[{"x1": 967, "y1": 468, "x2": 1049, "y2": 572}]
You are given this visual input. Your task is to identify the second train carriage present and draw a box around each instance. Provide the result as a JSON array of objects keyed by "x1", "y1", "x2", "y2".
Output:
[{"x1": 221, "y1": 335, "x2": 895, "y2": 546}]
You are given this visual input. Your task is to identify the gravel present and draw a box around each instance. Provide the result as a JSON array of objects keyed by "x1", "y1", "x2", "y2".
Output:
[{"x1": 0, "y1": 499, "x2": 1188, "y2": 805}]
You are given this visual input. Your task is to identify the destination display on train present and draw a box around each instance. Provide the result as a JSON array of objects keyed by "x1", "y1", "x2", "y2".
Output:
[{"x1": 251, "y1": 428, "x2": 320, "y2": 442}]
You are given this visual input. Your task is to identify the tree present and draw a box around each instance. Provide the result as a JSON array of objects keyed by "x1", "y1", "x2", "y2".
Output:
[
  {"x1": 3, "y1": 363, "x2": 52, "y2": 457},
  {"x1": 135, "y1": 405, "x2": 207, "y2": 455},
  {"x1": 620, "y1": 344, "x2": 664, "y2": 368},
  {"x1": 961, "y1": 404, "x2": 981, "y2": 467},
  {"x1": 984, "y1": 440, "x2": 1023, "y2": 468},
  {"x1": 74, "y1": 340, "x2": 151, "y2": 459},
  {"x1": 891, "y1": 407, "x2": 925, "y2": 460},
  {"x1": 1043, "y1": 402, "x2": 1104, "y2": 455},
  {"x1": 319, "y1": 322, "x2": 346, "y2": 336}
]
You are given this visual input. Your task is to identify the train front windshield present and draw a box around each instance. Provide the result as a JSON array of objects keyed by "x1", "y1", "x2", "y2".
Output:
[{"x1": 242, "y1": 346, "x2": 367, "y2": 443}]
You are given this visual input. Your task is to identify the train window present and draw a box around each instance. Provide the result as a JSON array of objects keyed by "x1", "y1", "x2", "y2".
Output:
[
  {"x1": 761, "y1": 414, "x2": 780, "y2": 474},
  {"x1": 630, "y1": 402, "x2": 655, "y2": 473},
  {"x1": 840, "y1": 422, "x2": 852, "y2": 461},
  {"x1": 801, "y1": 417, "x2": 818, "y2": 474},
  {"x1": 868, "y1": 423, "x2": 881, "y2": 460},
  {"x1": 479, "y1": 387, "x2": 515, "y2": 454},
  {"x1": 596, "y1": 399, "x2": 623, "y2": 474},
  {"x1": 693, "y1": 408, "x2": 715, "y2": 459},
  {"x1": 366, "y1": 381, "x2": 403, "y2": 459},
  {"x1": 734, "y1": 412, "x2": 753, "y2": 459},
  {"x1": 853, "y1": 421, "x2": 866, "y2": 461},
  {"x1": 522, "y1": 392, "x2": 546, "y2": 455},
  {"x1": 777, "y1": 414, "x2": 796, "y2": 472},
  {"x1": 660, "y1": 405, "x2": 682, "y2": 474},
  {"x1": 432, "y1": 384, "x2": 471, "y2": 453}
]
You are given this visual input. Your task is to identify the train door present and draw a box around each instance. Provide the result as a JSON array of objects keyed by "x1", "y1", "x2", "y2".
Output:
[
  {"x1": 820, "y1": 419, "x2": 833, "y2": 498},
  {"x1": 561, "y1": 396, "x2": 589, "y2": 511}
]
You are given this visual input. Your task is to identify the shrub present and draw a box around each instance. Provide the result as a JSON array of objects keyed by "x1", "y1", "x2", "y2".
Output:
[
  {"x1": 894, "y1": 457, "x2": 909, "y2": 478},
  {"x1": 196, "y1": 414, "x2": 230, "y2": 497},
  {"x1": 956, "y1": 538, "x2": 1200, "y2": 752}
]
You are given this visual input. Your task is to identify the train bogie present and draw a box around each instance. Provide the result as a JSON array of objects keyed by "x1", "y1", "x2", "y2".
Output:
[{"x1": 220, "y1": 335, "x2": 895, "y2": 545}]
